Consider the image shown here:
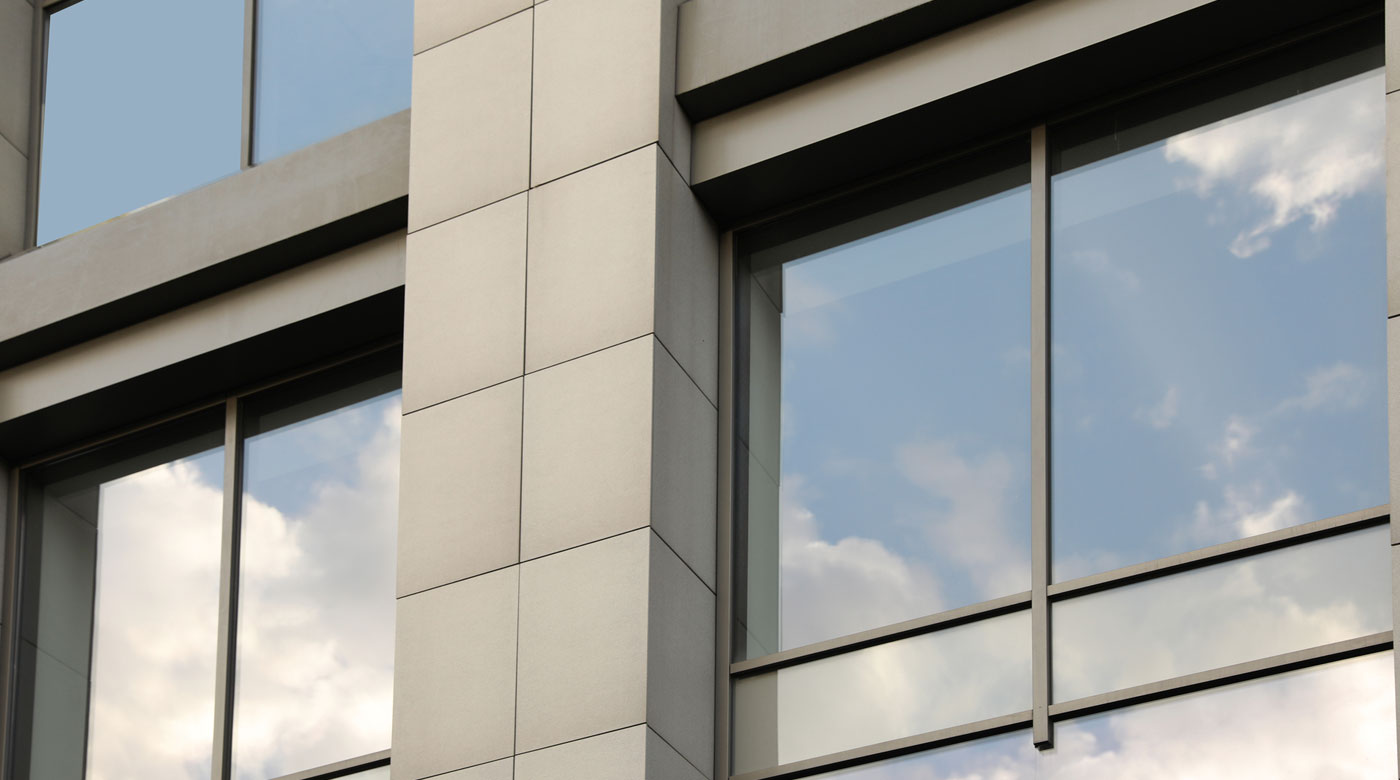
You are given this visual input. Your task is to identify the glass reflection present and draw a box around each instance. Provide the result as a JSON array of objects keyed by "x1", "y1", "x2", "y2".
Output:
[
  {"x1": 731, "y1": 610, "x2": 1029, "y2": 774},
  {"x1": 1053, "y1": 526, "x2": 1391, "y2": 701},
  {"x1": 15, "y1": 414, "x2": 225, "y2": 780},
  {"x1": 1050, "y1": 53, "x2": 1387, "y2": 580},
  {"x1": 39, "y1": 0, "x2": 243, "y2": 244},
  {"x1": 232, "y1": 366, "x2": 401, "y2": 779},
  {"x1": 253, "y1": 0, "x2": 412, "y2": 162},
  {"x1": 794, "y1": 653, "x2": 1394, "y2": 779},
  {"x1": 737, "y1": 147, "x2": 1032, "y2": 658}
]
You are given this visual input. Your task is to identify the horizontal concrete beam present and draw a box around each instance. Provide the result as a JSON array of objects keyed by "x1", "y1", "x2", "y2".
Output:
[{"x1": 0, "y1": 109, "x2": 410, "y2": 370}]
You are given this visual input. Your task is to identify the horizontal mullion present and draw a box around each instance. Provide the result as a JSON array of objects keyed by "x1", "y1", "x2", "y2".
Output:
[
  {"x1": 731, "y1": 591, "x2": 1032, "y2": 678},
  {"x1": 1048, "y1": 631, "x2": 1393, "y2": 720},
  {"x1": 1049, "y1": 504, "x2": 1388, "y2": 601},
  {"x1": 268, "y1": 750, "x2": 390, "y2": 780},
  {"x1": 731, "y1": 710, "x2": 1033, "y2": 780}
]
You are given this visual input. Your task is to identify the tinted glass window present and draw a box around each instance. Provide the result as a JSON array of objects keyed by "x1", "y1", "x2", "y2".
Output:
[
  {"x1": 38, "y1": 0, "x2": 243, "y2": 244},
  {"x1": 253, "y1": 0, "x2": 412, "y2": 162}
]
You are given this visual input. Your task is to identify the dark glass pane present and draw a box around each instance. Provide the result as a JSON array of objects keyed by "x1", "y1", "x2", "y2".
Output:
[
  {"x1": 15, "y1": 413, "x2": 224, "y2": 780},
  {"x1": 736, "y1": 147, "x2": 1032, "y2": 658},
  {"x1": 731, "y1": 611, "x2": 1030, "y2": 774},
  {"x1": 231, "y1": 363, "x2": 401, "y2": 779},
  {"x1": 1053, "y1": 525, "x2": 1391, "y2": 701},
  {"x1": 1050, "y1": 53, "x2": 1386, "y2": 580},
  {"x1": 38, "y1": 0, "x2": 243, "y2": 244},
  {"x1": 253, "y1": 0, "x2": 412, "y2": 162}
]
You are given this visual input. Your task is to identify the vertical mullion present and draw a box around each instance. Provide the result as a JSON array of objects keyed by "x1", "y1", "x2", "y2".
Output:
[
  {"x1": 212, "y1": 399, "x2": 245, "y2": 780},
  {"x1": 716, "y1": 232, "x2": 736, "y2": 779},
  {"x1": 1029, "y1": 124, "x2": 1053, "y2": 749},
  {"x1": 23, "y1": 4, "x2": 46, "y2": 249},
  {"x1": 0, "y1": 467, "x2": 23, "y2": 777},
  {"x1": 240, "y1": 0, "x2": 257, "y2": 168}
]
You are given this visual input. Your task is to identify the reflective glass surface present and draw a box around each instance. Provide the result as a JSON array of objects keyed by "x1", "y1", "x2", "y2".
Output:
[
  {"x1": 38, "y1": 0, "x2": 243, "y2": 244},
  {"x1": 253, "y1": 0, "x2": 412, "y2": 162},
  {"x1": 1053, "y1": 525, "x2": 1391, "y2": 701},
  {"x1": 1050, "y1": 56, "x2": 1387, "y2": 580},
  {"x1": 232, "y1": 368, "x2": 401, "y2": 778},
  {"x1": 15, "y1": 414, "x2": 225, "y2": 780},
  {"x1": 737, "y1": 149, "x2": 1031, "y2": 658},
  {"x1": 795, "y1": 652, "x2": 1394, "y2": 779},
  {"x1": 731, "y1": 611, "x2": 1030, "y2": 774}
]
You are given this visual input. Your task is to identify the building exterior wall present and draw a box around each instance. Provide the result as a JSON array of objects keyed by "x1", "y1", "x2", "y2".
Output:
[{"x1": 0, "y1": 0, "x2": 1395, "y2": 778}]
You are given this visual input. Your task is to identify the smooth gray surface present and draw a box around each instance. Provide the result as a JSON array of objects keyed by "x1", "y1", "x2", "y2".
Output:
[
  {"x1": 529, "y1": 0, "x2": 686, "y2": 187},
  {"x1": 1389, "y1": 89, "x2": 1400, "y2": 317},
  {"x1": 414, "y1": 0, "x2": 529, "y2": 53},
  {"x1": 520, "y1": 337, "x2": 654, "y2": 560},
  {"x1": 392, "y1": 567, "x2": 519, "y2": 780},
  {"x1": 0, "y1": 0, "x2": 32, "y2": 154},
  {"x1": 1387, "y1": 0, "x2": 1399, "y2": 94},
  {"x1": 516, "y1": 529, "x2": 650, "y2": 753},
  {"x1": 691, "y1": 0, "x2": 1212, "y2": 185},
  {"x1": 0, "y1": 128, "x2": 23, "y2": 261},
  {"x1": 646, "y1": 533, "x2": 715, "y2": 776},
  {"x1": 0, "y1": 231, "x2": 405, "y2": 426},
  {"x1": 402, "y1": 193, "x2": 526, "y2": 413},
  {"x1": 408, "y1": 11, "x2": 531, "y2": 232},
  {"x1": 655, "y1": 152, "x2": 720, "y2": 405},
  {"x1": 0, "y1": 110, "x2": 408, "y2": 347},
  {"x1": 651, "y1": 339, "x2": 718, "y2": 589},
  {"x1": 514, "y1": 725, "x2": 708, "y2": 780},
  {"x1": 418, "y1": 757, "x2": 514, "y2": 780},
  {"x1": 525, "y1": 148, "x2": 659, "y2": 374},
  {"x1": 397, "y1": 379, "x2": 523, "y2": 597}
]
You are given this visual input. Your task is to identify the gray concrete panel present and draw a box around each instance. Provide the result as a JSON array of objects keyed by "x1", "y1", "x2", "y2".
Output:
[
  {"x1": 530, "y1": 0, "x2": 686, "y2": 186},
  {"x1": 691, "y1": 0, "x2": 1213, "y2": 185},
  {"x1": 520, "y1": 337, "x2": 653, "y2": 560},
  {"x1": 414, "y1": 0, "x2": 531, "y2": 54},
  {"x1": 417, "y1": 758, "x2": 514, "y2": 780},
  {"x1": 0, "y1": 0, "x2": 33, "y2": 154},
  {"x1": 0, "y1": 110, "x2": 408, "y2": 346},
  {"x1": 514, "y1": 725, "x2": 707, "y2": 780},
  {"x1": 1388, "y1": 0, "x2": 1399, "y2": 94},
  {"x1": 651, "y1": 339, "x2": 717, "y2": 590},
  {"x1": 655, "y1": 155, "x2": 719, "y2": 404},
  {"x1": 398, "y1": 379, "x2": 523, "y2": 597},
  {"x1": 645, "y1": 533, "x2": 715, "y2": 776},
  {"x1": 403, "y1": 193, "x2": 527, "y2": 413},
  {"x1": 1390, "y1": 90, "x2": 1400, "y2": 317},
  {"x1": 408, "y1": 10, "x2": 531, "y2": 232},
  {"x1": 392, "y1": 567, "x2": 519, "y2": 780},
  {"x1": 0, "y1": 232, "x2": 405, "y2": 425},
  {"x1": 0, "y1": 129, "x2": 23, "y2": 261},
  {"x1": 1391, "y1": 315, "x2": 1400, "y2": 545},
  {"x1": 525, "y1": 147, "x2": 658, "y2": 373},
  {"x1": 516, "y1": 529, "x2": 650, "y2": 752}
]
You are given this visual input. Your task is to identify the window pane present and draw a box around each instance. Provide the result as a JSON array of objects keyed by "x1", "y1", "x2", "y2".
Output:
[
  {"x1": 232, "y1": 365, "x2": 401, "y2": 779},
  {"x1": 15, "y1": 414, "x2": 225, "y2": 780},
  {"x1": 731, "y1": 610, "x2": 1030, "y2": 774},
  {"x1": 1050, "y1": 52, "x2": 1386, "y2": 580},
  {"x1": 788, "y1": 652, "x2": 1395, "y2": 779},
  {"x1": 1053, "y1": 525, "x2": 1391, "y2": 701},
  {"x1": 253, "y1": 0, "x2": 412, "y2": 162},
  {"x1": 38, "y1": 0, "x2": 243, "y2": 244},
  {"x1": 736, "y1": 147, "x2": 1031, "y2": 658}
]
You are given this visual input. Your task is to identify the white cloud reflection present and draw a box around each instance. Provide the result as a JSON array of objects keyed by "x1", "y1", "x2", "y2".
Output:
[
  {"x1": 1164, "y1": 71, "x2": 1384, "y2": 258},
  {"x1": 83, "y1": 396, "x2": 400, "y2": 780}
]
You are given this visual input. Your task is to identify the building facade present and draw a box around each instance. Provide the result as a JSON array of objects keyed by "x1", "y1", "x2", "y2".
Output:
[{"x1": 0, "y1": 0, "x2": 1397, "y2": 779}]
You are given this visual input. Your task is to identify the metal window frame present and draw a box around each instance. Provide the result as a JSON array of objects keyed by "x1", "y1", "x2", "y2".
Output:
[
  {"x1": 23, "y1": 0, "x2": 262, "y2": 251},
  {"x1": 0, "y1": 341, "x2": 402, "y2": 780},
  {"x1": 716, "y1": 27, "x2": 1395, "y2": 780}
]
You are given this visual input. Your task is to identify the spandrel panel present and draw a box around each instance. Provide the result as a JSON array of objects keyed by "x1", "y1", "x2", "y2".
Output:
[
  {"x1": 232, "y1": 370, "x2": 401, "y2": 780},
  {"x1": 15, "y1": 415, "x2": 225, "y2": 780},
  {"x1": 38, "y1": 0, "x2": 243, "y2": 244},
  {"x1": 1052, "y1": 525, "x2": 1391, "y2": 702},
  {"x1": 731, "y1": 610, "x2": 1030, "y2": 774},
  {"x1": 253, "y1": 0, "x2": 412, "y2": 162},
  {"x1": 1050, "y1": 61, "x2": 1387, "y2": 581},
  {"x1": 737, "y1": 152, "x2": 1032, "y2": 658}
]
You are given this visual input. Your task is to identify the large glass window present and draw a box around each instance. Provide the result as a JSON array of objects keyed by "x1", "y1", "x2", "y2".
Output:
[
  {"x1": 727, "y1": 23, "x2": 1392, "y2": 780},
  {"x1": 10, "y1": 350, "x2": 401, "y2": 780},
  {"x1": 36, "y1": 0, "x2": 412, "y2": 245}
]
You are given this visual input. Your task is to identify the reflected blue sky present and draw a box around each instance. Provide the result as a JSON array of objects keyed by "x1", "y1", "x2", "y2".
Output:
[
  {"x1": 39, "y1": 0, "x2": 243, "y2": 244},
  {"x1": 746, "y1": 181, "x2": 1031, "y2": 654},
  {"x1": 1052, "y1": 69, "x2": 1387, "y2": 579},
  {"x1": 254, "y1": 0, "x2": 411, "y2": 162},
  {"x1": 234, "y1": 390, "x2": 400, "y2": 779}
]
